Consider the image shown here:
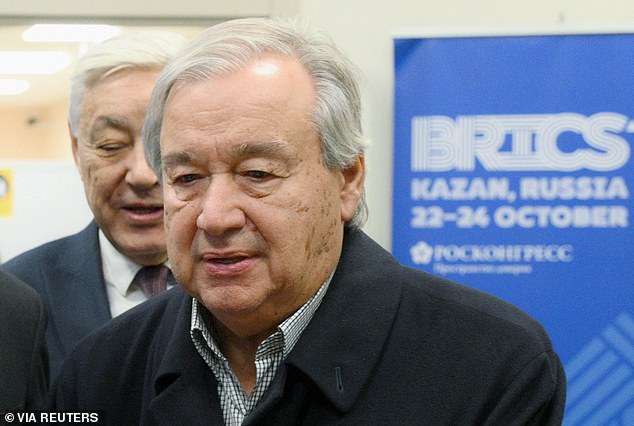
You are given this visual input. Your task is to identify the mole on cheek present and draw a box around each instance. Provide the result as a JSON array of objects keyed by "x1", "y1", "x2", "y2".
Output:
[{"x1": 295, "y1": 203, "x2": 310, "y2": 214}]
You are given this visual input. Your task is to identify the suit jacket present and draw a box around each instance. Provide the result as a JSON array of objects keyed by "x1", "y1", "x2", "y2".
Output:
[
  {"x1": 49, "y1": 229, "x2": 566, "y2": 425},
  {"x1": 0, "y1": 269, "x2": 48, "y2": 413},
  {"x1": 2, "y1": 221, "x2": 111, "y2": 382}
]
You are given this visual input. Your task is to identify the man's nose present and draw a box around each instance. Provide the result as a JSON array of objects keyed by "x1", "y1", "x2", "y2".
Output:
[
  {"x1": 196, "y1": 176, "x2": 247, "y2": 236},
  {"x1": 125, "y1": 140, "x2": 159, "y2": 190}
]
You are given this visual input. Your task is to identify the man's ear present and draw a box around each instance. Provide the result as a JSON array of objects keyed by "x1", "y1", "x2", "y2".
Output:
[{"x1": 340, "y1": 155, "x2": 365, "y2": 222}]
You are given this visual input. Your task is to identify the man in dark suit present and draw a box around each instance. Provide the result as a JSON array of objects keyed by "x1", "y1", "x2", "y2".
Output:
[
  {"x1": 0, "y1": 269, "x2": 48, "y2": 414},
  {"x1": 49, "y1": 18, "x2": 566, "y2": 424},
  {"x1": 2, "y1": 31, "x2": 184, "y2": 381}
]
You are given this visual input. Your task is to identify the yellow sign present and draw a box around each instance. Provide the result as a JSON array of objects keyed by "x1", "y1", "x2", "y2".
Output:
[{"x1": 0, "y1": 169, "x2": 13, "y2": 217}]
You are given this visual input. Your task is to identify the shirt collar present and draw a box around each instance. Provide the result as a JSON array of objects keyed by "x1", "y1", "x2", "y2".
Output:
[
  {"x1": 99, "y1": 230, "x2": 142, "y2": 297},
  {"x1": 278, "y1": 272, "x2": 332, "y2": 357},
  {"x1": 191, "y1": 269, "x2": 334, "y2": 361}
]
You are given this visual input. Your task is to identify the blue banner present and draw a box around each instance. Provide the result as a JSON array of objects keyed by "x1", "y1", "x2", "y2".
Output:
[{"x1": 393, "y1": 32, "x2": 634, "y2": 424}]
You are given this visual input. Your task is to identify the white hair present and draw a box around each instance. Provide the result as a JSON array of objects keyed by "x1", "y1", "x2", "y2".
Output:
[{"x1": 68, "y1": 30, "x2": 186, "y2": 137}]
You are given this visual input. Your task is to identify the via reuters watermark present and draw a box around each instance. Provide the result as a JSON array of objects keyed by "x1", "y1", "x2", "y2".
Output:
[{"x1": 3, "y1": 412, "x2": 100, "y2": 424}]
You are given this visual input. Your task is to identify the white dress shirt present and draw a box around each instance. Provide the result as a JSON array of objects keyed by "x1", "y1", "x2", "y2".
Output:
[{"x1": 99, "y1": 230, "x2": 170, "y2": 318}]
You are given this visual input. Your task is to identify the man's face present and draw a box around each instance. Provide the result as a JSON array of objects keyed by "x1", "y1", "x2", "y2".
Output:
[
  {"x1": 72, "y1": 68, "x2": 166, "y2": 265},
  {"x1": 160, "y1": 55, "x2": 364, "y2": 335}
]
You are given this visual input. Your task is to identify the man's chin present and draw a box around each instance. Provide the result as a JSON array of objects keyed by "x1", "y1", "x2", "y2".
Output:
[{"x1": 115, "y1": 239, "x2": 167, "y2": 265}]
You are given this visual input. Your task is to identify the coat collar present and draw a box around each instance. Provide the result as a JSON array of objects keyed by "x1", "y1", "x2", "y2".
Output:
[
  {"x1": 147, "y1": 288, "x2": 224, "y2": 425},
  {"x1": 151, "y1": 290, "x2": 198, "y2": 393},
  {"x1": 284, "y1": 229, "x2": 403, "y2": 413}
]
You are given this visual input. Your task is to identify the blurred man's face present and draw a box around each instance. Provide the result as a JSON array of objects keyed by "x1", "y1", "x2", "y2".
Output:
[
  {"x1": 160, "y1": 55, "x2": 364, "y2": 338},
  {"x1": 72, "y1": 68, "x2": 166, "y2": 266}
]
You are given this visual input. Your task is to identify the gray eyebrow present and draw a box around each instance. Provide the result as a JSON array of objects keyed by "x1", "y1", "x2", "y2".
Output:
[
  {"x1": 89, "y1": 115, "x2": 129, "y2": 141},
  {"x1": 231, "y1": 140, "x2": 293, "y2": 159},
  {"x1": 163, "y1": 141, "x2": 295, "y2": 166},
  {"x1": 161, "y1": 151, "x2": 195, "y2": 169}
]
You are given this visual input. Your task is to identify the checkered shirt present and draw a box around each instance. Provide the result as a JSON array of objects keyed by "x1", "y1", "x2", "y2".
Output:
[{"x1": 190, "y1": 276, "x2": 332, "y2": 426}]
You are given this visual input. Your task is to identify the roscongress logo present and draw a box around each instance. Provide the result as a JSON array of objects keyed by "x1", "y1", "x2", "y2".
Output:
[
  {"x1": 410, "y1": 241, "x2": 434, "y2": 265},
  {"x1": 410, "y1": 241, "x2": 574, "y2": 265}
]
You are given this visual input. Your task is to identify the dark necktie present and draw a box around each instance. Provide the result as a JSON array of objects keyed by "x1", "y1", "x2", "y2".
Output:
[{"x1": 133, "y1": 265, "x2": 169, "y2": 298}]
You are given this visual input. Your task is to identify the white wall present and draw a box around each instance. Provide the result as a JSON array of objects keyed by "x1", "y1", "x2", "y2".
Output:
[
  {"x1": 0, "y1": 0, "x2": 277, "y2": 19},
  {"x1": 0, "y1": 161, "x2": 92, "y2": 262},
  {"x1": 295, "y1": 0, "x2": 634, "y2": 250}
]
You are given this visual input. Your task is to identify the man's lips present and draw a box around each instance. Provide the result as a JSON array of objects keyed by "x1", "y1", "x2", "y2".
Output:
[
  {"x1": 123, "y1": 206, "x2": 163, "y2": 213},
  {"x1": 210, "y1": 256, "x2": 247, "y2": 264},
  {"x1": 201, "y1": 253, "x2": 255, "y2": 276},
  {"x1": 121, "y1": 204, "x2": 164, "y2": 224}
]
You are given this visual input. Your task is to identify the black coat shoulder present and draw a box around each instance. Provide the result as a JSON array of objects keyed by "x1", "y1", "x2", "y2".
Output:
[
  {"x1": 2, "y1": 222, "x2": 98, "y2": 284},
  {"x1": 0, "y1": 269, "x2": 49, "y2": 412}
]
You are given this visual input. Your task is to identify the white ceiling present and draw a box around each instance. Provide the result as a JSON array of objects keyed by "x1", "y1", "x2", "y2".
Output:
[{"x1": 0, "y1": 23, "x2": 204, "y2": 108}]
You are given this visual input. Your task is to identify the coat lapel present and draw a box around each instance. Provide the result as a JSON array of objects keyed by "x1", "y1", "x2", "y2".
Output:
[
  {"x1": 147, "y1": 358, "x2": 224, "y2": 426},
  {"x1": 146, "y1": 293, "x2": 224, "y2": 426},
  {"x1": 286, "y1": 230, "x2": 403, "y2": 412},
  {"x1": 247, "y1": 230, "x2": 404, "y2": 422},
  {"x1": 47, "y1": 221, "x2": 111, "y2": 354}
]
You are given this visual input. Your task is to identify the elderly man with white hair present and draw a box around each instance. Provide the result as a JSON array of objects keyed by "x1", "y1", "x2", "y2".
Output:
[{"x1": 3, "y1": 30, "x2": 185, "y2": 382}]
